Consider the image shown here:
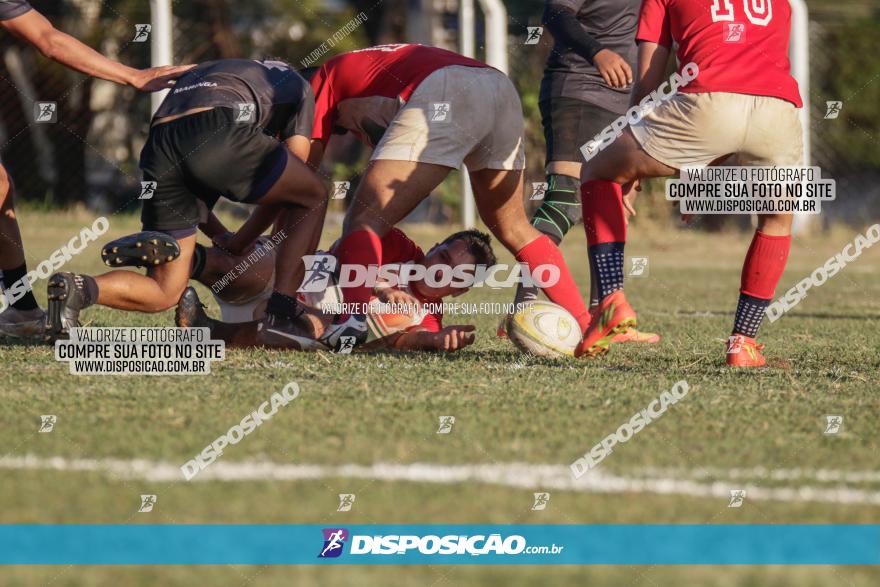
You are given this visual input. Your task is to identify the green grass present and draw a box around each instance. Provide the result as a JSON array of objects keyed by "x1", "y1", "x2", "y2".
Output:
[{"x1": 3, "y1": 209, "x2": 879, "y2": 585}]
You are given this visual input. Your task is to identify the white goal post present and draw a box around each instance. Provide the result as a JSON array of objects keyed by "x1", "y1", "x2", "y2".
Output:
[{"x1": 149, "y1": 0, "x2": 173, "y2": 115}]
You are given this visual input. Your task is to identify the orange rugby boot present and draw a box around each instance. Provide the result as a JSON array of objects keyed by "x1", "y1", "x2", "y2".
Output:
[
  {"x1": 725, "y1": 334, "x2": 766, "y2": 367},
  {"x1": 575, "y1": 290, "x2": 638, "y2": 358}
]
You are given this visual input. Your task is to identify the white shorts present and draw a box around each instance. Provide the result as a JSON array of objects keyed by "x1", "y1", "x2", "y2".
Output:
[
  {"x1": 214, "y1": 279, "x2": 272, "y2": 323},
  {"x1": 372, "y1": 65, "x2": 526, "y2": 170},
  {"x1": 631, "y1": 92, "x2": 803, "y2": 168}
]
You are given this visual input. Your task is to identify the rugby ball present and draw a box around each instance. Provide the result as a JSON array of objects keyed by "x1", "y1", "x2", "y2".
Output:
[{"x1": 506, "y1": 301, "x2": 581, "y2": 358}]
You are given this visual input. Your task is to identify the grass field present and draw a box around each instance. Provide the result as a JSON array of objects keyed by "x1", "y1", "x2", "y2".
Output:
[{"x1": 3, "y1": 209, "x2": 879, "y2": 586}]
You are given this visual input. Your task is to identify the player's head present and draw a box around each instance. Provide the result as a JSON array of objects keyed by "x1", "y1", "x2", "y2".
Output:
[{"x1": 415, "y1": 230, "x2": 496, "y2": 299}]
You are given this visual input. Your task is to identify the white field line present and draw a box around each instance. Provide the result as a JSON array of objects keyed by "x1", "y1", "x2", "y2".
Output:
[{"x1": 3, "y1": 455, "x2": 880, "y2": 506}]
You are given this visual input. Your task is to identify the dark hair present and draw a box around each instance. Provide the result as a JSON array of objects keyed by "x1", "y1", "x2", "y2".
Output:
[{"x1": 441, "y1": 229, "x2": 496, "y2": 267}]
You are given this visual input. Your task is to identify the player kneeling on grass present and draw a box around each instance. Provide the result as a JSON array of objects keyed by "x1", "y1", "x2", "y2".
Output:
[
  {"x1": 45, "y1": 59, "x2": 327, "y2": 340},
  {"x1": 301, "y1": 44, "x2": 592, "y2": 352},
  {"x1": 173, "y1": 227, "x2": 495, "y2": 353}
]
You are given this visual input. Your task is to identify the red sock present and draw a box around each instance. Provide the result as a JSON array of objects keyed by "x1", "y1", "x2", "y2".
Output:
[
  {"x1": 334, "y1": 229, "x2": 383, "y2": 315},
  {"x1": 581, "y1": 179, "x2": 627, "y2": 246},
  {"x1": 516, "y1": 235, "x2": 590, "y2": 332},
  {"x1": 740, "y1": 231, "x2": 791, "y2": 298}
]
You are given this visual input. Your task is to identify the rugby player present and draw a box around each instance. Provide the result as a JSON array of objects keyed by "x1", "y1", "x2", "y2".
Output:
[
  {"x1": 301, "y1": 44, "x2": 591, "y2": 351},
  {"x1": 46, "y1": 59, "x2": 327, "y2": 343},
  {"x1": 505, "y1": 0, "x2": 659, "y2": 345},
  {"x1": 174, "y1": 227, "x2": 495, "y2": 353},
  {"x1": 0, "y1": 0, "x2": 192, "y2": 337},
  {"x1": 577, "y1": 0, "x2": 803, "y2": 366}
]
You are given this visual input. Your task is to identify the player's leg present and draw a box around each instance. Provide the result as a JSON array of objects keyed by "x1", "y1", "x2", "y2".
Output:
[
  {"x1": 205, "y1": 147, "x2": 327, "y2": 348},
  {"x1": 727, "y1": 212, "x2": 792, "y2": 366},
  {"x1": 193, "y1": 240, "x2": 276, "y2": 305},
  {"x1": 320, "y1": 159, "x2": 451, "y2": 348},
  {"x1": 460, "y1": 68, "x2": 591, "y2": 333},
  {"x1": 469, "y1": 169, "x2": 592, "y2": 334},
  {"x1": 576, "y1": 89, "x2": 759, "y2": 356},
  {"x1": 322, "y1": 67, "x2": 485, "y2": 349},
  {"x1": 46, "y1": 110, "x2": 210, "y2": 335},
  {"x1": 97, "y1": 235, "x2": 196, "y2": 311},
  {"x1": 161, "y1": 110, "x2": 328, "y2": 348},
  {"x1": 0, "y1": 163, "x2": 45, "y2": 337},
  {"x1": 726, "y1": 96, "x2": 803, "y2": 367},
  {"x1": 513, "y1": 95, "x2": 593, "y2": 307},
  {"x1": 47, "y1": 234, "x2": 196, "y2": 334},
  {"x1": 175, "y1": 283, "x2": 330, "y2": 349},
  {"x1": 575, "y1": 126, "x2": 677, "y2": 356}
]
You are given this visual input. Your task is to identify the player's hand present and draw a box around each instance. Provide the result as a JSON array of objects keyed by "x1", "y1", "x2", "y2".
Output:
[
  {"x1": 622, "y1": 179, "x2": 641, "y2": 221},
  {"x1": 592, "y1": 49, "x2": 633, "y2": 89},
  {"x1": 433, "y1": 325, "x2": 476, "y2": 352},
  {"x1": 130, "y1": 64, "x2": 196, "y2": 92},
  {"x1": 374, "y1": 286, "x2": 421, "y2": 316}
]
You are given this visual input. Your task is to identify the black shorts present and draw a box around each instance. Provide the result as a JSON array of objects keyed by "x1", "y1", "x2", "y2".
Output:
[
  {"x1": 538, "y1": 95, "x2": 620, "y2": 165},
  {"x1": 139, "y1": 107, "x2": 288, "y2": 236}
]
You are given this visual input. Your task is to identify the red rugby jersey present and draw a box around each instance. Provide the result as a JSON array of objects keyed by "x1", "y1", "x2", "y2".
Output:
[
  {"x1": 330, "y1": 228, "x2": 443, "y2": 333},
  {"x1": 309, "y1": 44, "x2": 489, "y2": 145},
  {"x1": 637, "y1": 0, "x2": 802, "y2": 106}
]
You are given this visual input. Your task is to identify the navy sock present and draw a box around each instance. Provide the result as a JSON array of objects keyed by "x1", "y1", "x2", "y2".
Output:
[
  {"x1": 1, "y1": 264, "x2": 39, "y2": 310},
  {"x1": 588, "y1": 254, "x2": 600, "y2": 306},
  {"x1": 588, "y1": 242, "x2": 625, "y2": 300},
  {"x1": 733, "y1": 293, "x2": 770, "y2": 338}
]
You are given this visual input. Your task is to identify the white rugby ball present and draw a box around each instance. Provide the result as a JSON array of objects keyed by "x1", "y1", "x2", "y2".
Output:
[{"x1": 506, "y1": 301, "x2": 581, "y2": 358}]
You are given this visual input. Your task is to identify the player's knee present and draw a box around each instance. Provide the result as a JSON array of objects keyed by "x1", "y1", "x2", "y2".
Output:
[
  {"x1": 758, "y1": 213, "x2": 793, "y2": 236},
  {"x1": 492, "y1": 219, "x2": 535, "y2": 252},
  {"x1": 344, "y1": 207, "x2": 387, "y2": 237},
  {"x1": 308, "y1": 176, "x2": 328, "y2": 203},
  {"x1": 148, "y1": 281, "x2": 188, "y2": 312}
]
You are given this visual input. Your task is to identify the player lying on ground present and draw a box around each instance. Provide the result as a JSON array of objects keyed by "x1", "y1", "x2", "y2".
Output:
[
  {"x1": 0, "y1": 0, "x2": 192, "y2": 337},
  {"x1": 501, "y1": 0, "x2": 658, "y2": 346},
  {"x1": 168, "y1": 227, "x2": 494, "y2": 353},
  {"x1": 46, "y1": 59, "x2": 327, "y2": 342},
  {"x1": 576, "y1": 0, "x2": 803, "y2": 366},
  {"x1": 298, "y1": 43, "x2": 592, "y2": 352}
]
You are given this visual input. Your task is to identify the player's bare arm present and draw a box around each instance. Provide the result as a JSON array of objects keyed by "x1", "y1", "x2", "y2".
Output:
[
  {"x1": 1, "y1": 10, "x2": 193, "y2": 91},
  {"x1": 388, "y1": 325, "x2": 476, "y2": 353},
  {"x1": 629, "y1": 41, "x2": 671, "y2": 106}
]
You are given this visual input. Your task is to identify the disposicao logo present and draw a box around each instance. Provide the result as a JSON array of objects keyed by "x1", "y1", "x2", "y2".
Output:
[{"x1": 318, "y1": 528, "x2": 349, "y2": 558}]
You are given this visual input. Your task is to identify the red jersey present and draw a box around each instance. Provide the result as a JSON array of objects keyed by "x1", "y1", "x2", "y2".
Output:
[
  {"x1": 309, "y1": 44, "x2": 489, "y2": 146},
  {"x1": 376, "y1": 228, "x2": 443, "y2": 333},
  {"x1": 330, "y1": 228, "x2": 443, "y2": 333},
  {"x1": 637, "y1": 0, "x2": 802, "y2": 107}
]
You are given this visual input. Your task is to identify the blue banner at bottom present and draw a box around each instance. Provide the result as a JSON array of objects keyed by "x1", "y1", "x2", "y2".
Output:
[{"x1": 2, "y1": 524, "x2": 878, "y2": 565}]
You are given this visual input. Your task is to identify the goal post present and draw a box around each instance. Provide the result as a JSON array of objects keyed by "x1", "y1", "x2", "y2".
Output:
[
  {"x1": 149, "y1": 0, "x2": 174, "y2": 115},
  {"x1": 459, "y1": 0, "x2": 509, "y2": 229}
]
